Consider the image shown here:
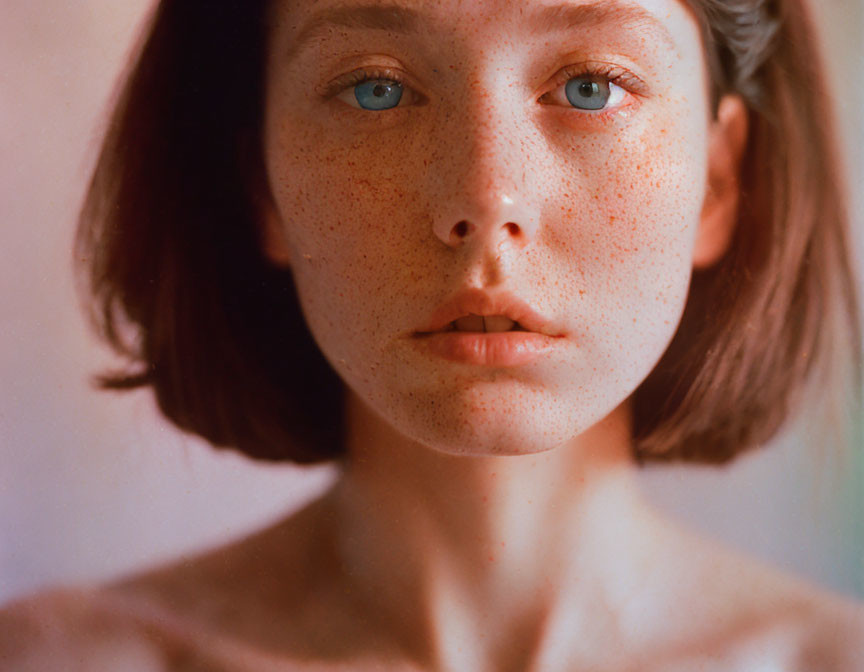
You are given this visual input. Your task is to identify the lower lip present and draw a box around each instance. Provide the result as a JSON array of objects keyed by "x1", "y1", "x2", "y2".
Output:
[{"x1": 411, "y1": 331, "x2": 560, "y2": 366}]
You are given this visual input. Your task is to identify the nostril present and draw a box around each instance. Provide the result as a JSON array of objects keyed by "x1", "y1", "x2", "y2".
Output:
[
  {"x1": 454, "y1": 221, "x2": 469, "y2": 238},
  {"x1": 505, "y1": 222, "x2": 520, "y2": 236}
]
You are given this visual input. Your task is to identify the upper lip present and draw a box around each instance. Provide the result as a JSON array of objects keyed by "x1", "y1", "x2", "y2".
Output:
[{"x1": 414, "y1": 288, "x2": 566, "y2": 337}]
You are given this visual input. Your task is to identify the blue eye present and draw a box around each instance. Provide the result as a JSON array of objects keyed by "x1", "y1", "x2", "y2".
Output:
[
  {"x1": 354, "y1": 79, "x2": 404, "y2": 111},
  {"x1": 564, "y1": 77, "x2": 611, "y2": 110}
]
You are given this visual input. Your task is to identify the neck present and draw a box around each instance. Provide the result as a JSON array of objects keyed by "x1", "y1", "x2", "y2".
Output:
[{"x1": 330, "y1": 390, "x2": 665, "y2": 672}]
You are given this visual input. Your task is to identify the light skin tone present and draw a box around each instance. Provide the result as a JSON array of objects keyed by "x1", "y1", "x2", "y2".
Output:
[
  {"x1": 256, "y1": 0, "x2": 786, "y2": 668},
  {"x1": 3, "y1": 0, "x2": 862, "y2": 670}
]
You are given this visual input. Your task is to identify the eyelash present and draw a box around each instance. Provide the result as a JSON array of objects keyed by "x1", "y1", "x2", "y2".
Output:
[
  {"x1": 542, "y1": 61, "x2": 647, "y2": 109},
  {"x1": 323, "y1": 61, "x2": 647, "y2": 118}
]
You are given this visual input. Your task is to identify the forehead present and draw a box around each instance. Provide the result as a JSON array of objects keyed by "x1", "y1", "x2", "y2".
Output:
[{"x1": 274, "y1": 0, "x2": 697, "y2": 60}]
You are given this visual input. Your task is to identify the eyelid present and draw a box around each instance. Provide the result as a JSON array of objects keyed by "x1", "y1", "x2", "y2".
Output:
[
  {"x1": 553, "y1": 62, "x2": 648, "y2": 94},
  {"x1": 541, "y1": 61, "x2": 649, "y2": 103},
  {"x1": 321, "y1": 66, "x2": 420, "y2": 106}
]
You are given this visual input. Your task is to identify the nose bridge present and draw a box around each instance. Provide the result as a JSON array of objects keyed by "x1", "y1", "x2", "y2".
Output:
[{"x1": 429, "y1": 78, "x2": 540, "y2": 247}]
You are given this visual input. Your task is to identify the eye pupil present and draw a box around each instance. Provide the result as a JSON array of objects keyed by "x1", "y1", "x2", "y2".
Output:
[
  {"x1": 578, "y1": 81, "x2": 598, "y2": 98},
  {"x1": 565, "y1": 77, "x2": 611, "y2": 111}
]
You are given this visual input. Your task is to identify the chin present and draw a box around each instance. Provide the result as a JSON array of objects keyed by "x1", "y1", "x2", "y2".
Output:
[{"x1": 377, "y1": 382, "x2": 619, "y2": 458}]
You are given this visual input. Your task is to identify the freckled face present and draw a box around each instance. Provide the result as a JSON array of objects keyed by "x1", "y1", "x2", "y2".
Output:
[{"x1": 262, "y1": 0, "x2": 711, "y2": 456}]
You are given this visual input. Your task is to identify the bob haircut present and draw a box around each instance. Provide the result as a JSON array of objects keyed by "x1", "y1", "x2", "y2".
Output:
[{"x1": 76, "y1": 0, "x2": 861, "y2": 465}]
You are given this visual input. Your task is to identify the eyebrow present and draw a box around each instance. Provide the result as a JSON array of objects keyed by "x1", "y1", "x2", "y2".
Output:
[
  {"x1": 285, "y1": 4, "x2": 422, "y2": 61},
  {"x1": 285, "y1": 1, "x2": 676, "y2": 61},
  {"x1": 529, "y1": 2, "x2": 676, "y2": 49}
]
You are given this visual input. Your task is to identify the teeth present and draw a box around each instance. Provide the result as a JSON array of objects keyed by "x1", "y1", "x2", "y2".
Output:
[
  {"x1": 483, "y1": 315, "x2": 516, "y2": 332},
  {"x1": 453, "y1": 314, "x2": 485, "y2": 332},
  {"x1": 451, "y1": 314, "x2": 517, "y2": 332}
]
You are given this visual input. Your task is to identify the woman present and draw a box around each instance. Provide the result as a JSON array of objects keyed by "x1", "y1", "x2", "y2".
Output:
[{"x1": 2, "y1": 0, "x2": 862, "y2": 669}]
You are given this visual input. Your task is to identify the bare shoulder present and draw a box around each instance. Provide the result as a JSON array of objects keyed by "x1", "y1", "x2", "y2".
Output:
[
  {"x1": 789, "y1": 586, "x2": 864, "y2": 671},
  {"x1": 78, "y1": 493, "x2": 399, "y2": 670},
  {"x1": 693, "y1": 539, "x2": 864, "y2": 671},
  {"x1": 0, "y1": 494, "x2": 368, "y2": 671},
  {"x1": 102, "y1": 494, "x2": 348, "y2": 644},
  {"x1": 737, "y1": 583, "x2": 864, "y2": 672},
  {"x1": 0, "y1": 586, "x2": 168, "y2": 671},
  {"x1": 642, "y1": 523, "x2": 864, "y2": 671}
]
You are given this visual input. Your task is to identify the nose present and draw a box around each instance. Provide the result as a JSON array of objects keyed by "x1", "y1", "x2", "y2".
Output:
[
  {"x1": 429, "y1": 99, "x2": 541, "y2": 251},
  {"x1": 432, "y1": 192, "x2": 538, "y2": 249}
]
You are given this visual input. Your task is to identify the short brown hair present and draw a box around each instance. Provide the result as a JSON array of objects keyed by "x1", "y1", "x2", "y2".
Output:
[{"x1": 76, "y1": 0, "x2": 861, "y2": 465}]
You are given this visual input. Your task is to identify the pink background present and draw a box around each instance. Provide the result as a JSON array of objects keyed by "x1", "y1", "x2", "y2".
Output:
[{"x1": 1, "y1": 1, "x2": 862, "y2": 606}]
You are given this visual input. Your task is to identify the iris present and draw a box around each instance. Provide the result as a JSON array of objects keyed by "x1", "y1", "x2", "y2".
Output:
[
  {"x1": 354, "y1": 80, "x2": 404, "y2": 111},
  {"x1": 565, "y1": 77, "x2": 611, "y2": 110}
]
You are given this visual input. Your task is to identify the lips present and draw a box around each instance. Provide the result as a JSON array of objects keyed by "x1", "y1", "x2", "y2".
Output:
[
  {"x1": 414, "y1": 288, "x2": 565, "y2": 338},
  {"x1": 412, "y1": 330, "x2": 558, "y2": 366},
  {"x1": 439, "y1": 314, "x2": 527, "y2": 333}
]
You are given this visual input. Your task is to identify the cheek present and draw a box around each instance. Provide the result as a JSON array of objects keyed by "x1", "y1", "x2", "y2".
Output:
[
  {"x1": 266, "y1": 114, "x2": 421, "y2": 258},
  {"x1": 264, "y1": 121, "x2": 430, "y2": 364},
  {"x1": 548, "y1": 112, "x2": 708, "y2": 368}
]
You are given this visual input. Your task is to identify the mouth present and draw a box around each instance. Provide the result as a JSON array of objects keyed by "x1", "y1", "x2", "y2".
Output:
[
  {"x1": 419, "y1": 314, "x2": 530, "y2": 335},
  {"x1": 411, "y1": 313, "x2": 558, "y2": 366},
  {"x1": 413, "y1": 288, "x2": 565, "y2": 339}
]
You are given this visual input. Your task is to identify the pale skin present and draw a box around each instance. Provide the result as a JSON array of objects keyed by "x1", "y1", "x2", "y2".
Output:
[{"x1": 2, "y1": 0, "x2": 862, "y2": 670}]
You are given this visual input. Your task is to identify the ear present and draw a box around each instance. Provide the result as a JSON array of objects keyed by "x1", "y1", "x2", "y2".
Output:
[
  {"x1": 693, "y1": 94, "x2": 749, "y2": 269},
  {"x1": 258, "y1": 190, "x2": 293, "y2": 268}
]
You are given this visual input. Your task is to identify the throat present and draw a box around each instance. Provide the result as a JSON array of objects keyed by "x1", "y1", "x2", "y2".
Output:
[{"x1": 332, "y1": 385, "x2": 649, "y2": 669}]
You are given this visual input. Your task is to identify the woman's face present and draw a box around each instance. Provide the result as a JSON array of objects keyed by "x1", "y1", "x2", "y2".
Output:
[{"x1": 263, "y1": 0, "x2": 715, "y2": 456}]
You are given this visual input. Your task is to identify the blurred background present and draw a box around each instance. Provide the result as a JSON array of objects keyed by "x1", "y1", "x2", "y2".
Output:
[{"x1": 1, "y1": 1, "x2": 862, "y2": 607}]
